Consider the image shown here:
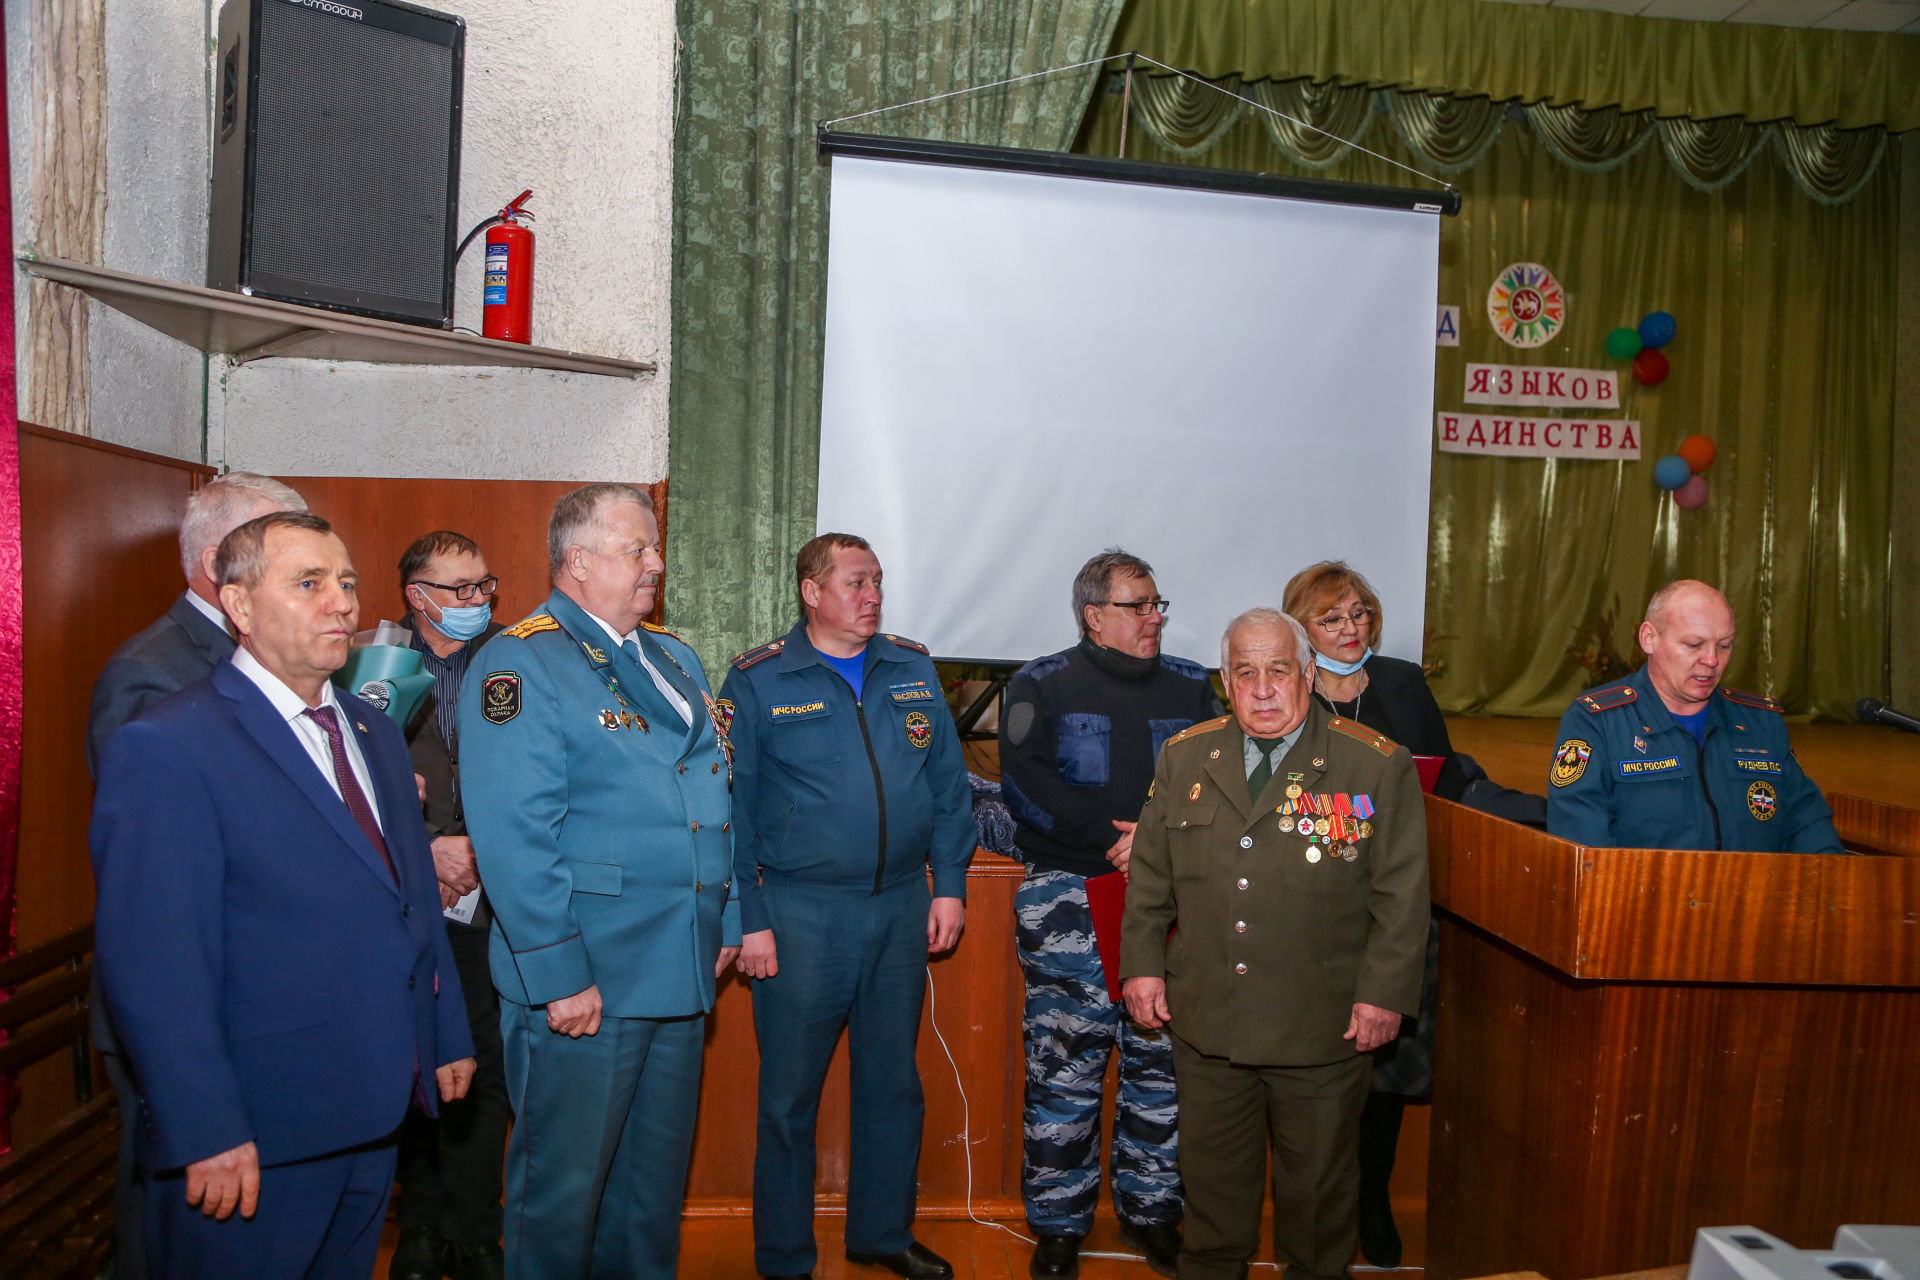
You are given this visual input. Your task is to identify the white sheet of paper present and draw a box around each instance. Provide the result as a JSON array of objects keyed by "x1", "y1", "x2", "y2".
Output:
[{"x1": 443, "y1": 888, "x2": 480, "y2": 925}]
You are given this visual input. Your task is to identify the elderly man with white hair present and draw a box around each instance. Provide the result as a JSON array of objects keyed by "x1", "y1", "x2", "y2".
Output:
[
  {"x1": 1119, "y1": 607, "x2": 1429, "y2": 1280},
  {"x1": 1547, "y1": 578, "x2": 1843, "y2": 853},
  {"x1": 84, "y1": 470, "x2": 308, "y2": 1280}
]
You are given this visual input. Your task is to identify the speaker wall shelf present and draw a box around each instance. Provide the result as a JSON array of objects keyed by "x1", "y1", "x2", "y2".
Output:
[{"x1": 17, "y1": 256, "x2": 654, "y2": 379}]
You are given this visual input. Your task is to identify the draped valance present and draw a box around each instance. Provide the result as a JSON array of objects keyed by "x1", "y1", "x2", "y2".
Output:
[{"x1": 1109, "y1": 0, "x2": 1920, "y2": 132}]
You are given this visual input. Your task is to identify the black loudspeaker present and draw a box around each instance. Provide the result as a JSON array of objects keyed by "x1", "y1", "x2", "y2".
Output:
[{"x1": 208, "y1": 0, "x2": 465, "y2": 328}]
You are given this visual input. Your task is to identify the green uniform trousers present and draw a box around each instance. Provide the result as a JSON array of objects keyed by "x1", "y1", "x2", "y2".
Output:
[{"x1": 1171, "y1": 1034, "x2": 1371, "y2": 1280}]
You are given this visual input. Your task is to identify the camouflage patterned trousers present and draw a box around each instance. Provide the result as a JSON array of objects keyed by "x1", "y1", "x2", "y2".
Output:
[{"x1": 1017, "y1": 868, "x2": 1182, "y2": 1236}]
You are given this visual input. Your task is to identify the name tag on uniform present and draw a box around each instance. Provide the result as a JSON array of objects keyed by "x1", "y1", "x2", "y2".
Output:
[
  {"x1": 769, "y1": 700, "x2": 829, "y2": 720},
  {"x1": 1735, "y1": 758, "x2": 1783, "y2": 773},
  {"x1": 889, "y1": 681, "x2": 937, "y2": 704},
  {"x1": 1618, "y1": 755, "x2": 1682, "y2": 777}
]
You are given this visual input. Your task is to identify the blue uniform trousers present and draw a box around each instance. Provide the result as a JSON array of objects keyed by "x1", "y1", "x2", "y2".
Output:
[
  {"x1": 751, "y1": 876, "x2": 931, "y2": 1275},
  {"x1": 1016, "y1": 868, "x2": 1182, "y2": 1235},
  {"x1": 145, "y1": 1137, "x2": 396, "y2": 1280},
  {"x1": 500, "y1": 1004, "x2": 704, "y2": 1280}
]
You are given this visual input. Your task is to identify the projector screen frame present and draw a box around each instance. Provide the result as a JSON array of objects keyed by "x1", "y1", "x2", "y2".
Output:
[{"x1": 816, "y1": 128, "x2": 1463, "y2": 218}]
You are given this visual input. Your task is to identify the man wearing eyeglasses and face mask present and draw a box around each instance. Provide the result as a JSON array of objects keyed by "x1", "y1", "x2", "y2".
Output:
[
  {"x1": 392, "y1": 531, "x2": 509, "y2": 1280},
  {"x1": 998, "y1": 550, "x2": 1220, "y2": 1279}
]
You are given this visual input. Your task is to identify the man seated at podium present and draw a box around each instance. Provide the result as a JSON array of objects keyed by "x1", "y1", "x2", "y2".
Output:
[{"x1": 1547, "y1": 579, "x2": 1843, "y2": 853}]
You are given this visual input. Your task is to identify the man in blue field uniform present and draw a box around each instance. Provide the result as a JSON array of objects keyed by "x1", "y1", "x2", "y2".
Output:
[
  {"x1": 998, "y1": 549, "x2": 1219, "y2": 1279},
  {"x1": 1547, "y1": 579, "x2": 1843, "y2": 853},
  {"x1": 458, "y1": 483, "x2": 741, "y2": 1280},
  {"x1": 721, "y1": 533, "x2": 977, "y2": 1280}
]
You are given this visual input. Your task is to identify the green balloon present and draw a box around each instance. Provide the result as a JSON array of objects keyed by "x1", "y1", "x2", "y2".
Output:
[{"x1": 1606, "y1": 326, "x2": 1643, "y2": 360}]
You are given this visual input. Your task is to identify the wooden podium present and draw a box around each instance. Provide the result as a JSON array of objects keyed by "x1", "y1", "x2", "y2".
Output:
[{"x1": 1424, "y1": 793, "x2": 1920, "y2": 1280}]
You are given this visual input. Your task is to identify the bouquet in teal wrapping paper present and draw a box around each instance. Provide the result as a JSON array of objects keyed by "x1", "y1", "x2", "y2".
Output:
[{"x1": 332, "y1": 621, "x2": 436, "y2": 726}]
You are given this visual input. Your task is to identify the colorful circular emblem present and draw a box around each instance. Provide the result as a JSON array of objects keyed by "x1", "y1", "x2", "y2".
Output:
[
  {"x1": 713, "y1": 697, "x2": 735, "y2": 726},
  {"x1": 1747, "y1": 780, "x2": 1777, "y2": 821},
  {"x1": 904, "y1": 710, "x2": 932, "y2": 750},
  {"x1": 1488, "y1": 262, "x2": 1566, "y2": 348},
  {"x1": 1551, "y1": 738, "x2": 1592, "y2": 788}
]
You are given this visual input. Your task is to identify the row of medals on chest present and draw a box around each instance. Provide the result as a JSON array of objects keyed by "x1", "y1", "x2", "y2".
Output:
[{"x1": 1277, "y1": 780, "x2": 1372, "y2": 864}]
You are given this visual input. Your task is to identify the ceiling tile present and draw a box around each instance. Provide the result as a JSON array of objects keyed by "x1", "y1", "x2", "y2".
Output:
[
  {"x1": 1638, "y1": 0, "x2": 1751, "y2": 17},
  {"x1": 1725, "y1": 0, "x2": 1848, "y2": 24},
  {"x1": 1813, "y1": 1, "x2": 1920, "y2": 30}
]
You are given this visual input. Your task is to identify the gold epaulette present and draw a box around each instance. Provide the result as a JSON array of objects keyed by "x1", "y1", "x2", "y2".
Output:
[
  {"x1": 1329, "y1": 717, "x2": 1396, "y2": 757},
  {"x1": 1721, "y1": 686, "x2": 1784, "y2": 714},
  {"x1": 641, "y1": 620, "x2": 684, "y2": 644},
  {"x1": 1165, "y1": 715, "x2": 1232, "y2": 748},
  {"x1": 883, "y1": 633, "x2": 929, "y2": 655},
  {"x1": 1578, "y1": 683, "x2": 1638, "y2": 713},
  {"x1": 501, "y1": 614, "x2": 561, "y2": 639},
  {"x1": 731, "y1": 639, "x2": 785, "y2": 671}
]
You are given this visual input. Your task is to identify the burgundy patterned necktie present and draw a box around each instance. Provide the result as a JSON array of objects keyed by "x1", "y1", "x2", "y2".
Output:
[{"x1": 304, "y1": 704, "x2": 397, "y2": 883}]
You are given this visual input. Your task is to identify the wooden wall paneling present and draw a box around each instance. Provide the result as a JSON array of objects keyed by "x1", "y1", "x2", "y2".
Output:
[
  {"x1": 273, "y1": 477, "x2": 670, "y2": 634},
  {"x1": 14, "y1": 424, "x2": 209, "y2": 1150}
]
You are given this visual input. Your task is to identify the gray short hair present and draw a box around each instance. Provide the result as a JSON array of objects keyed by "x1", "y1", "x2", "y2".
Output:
[
  {"x1": 1071, "y1": 548, "x2": 1155, "y2": 636},
  {"x1": 1220, "y1": 607, "x2": 1314, "y2": 674},
  {"x1": 549, "y1": 483, "x2": 654, "y2": 577},
  {"x1": 179, "y1": 472, "x2": 307, "y2": 580},
  {"x1": 215, "y1": 511, "x2": 335, "y2": 592}
]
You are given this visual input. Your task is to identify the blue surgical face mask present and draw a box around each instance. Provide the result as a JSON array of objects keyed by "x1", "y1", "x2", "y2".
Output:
[
  {"x1": 1316, "y1": 646, "x2": 1373, "y2": 677},
  {"x1": 429, "y1": 599, "x2": 493, "y2": 642}
]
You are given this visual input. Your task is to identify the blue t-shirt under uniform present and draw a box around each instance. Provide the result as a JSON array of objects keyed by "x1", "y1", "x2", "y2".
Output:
[
  {"x1": 820, "y1": 648, "x2": 867, "y2": 695},
  {"x1": 1673, "y1": 705, "x2": 1710, "y2": 748}
]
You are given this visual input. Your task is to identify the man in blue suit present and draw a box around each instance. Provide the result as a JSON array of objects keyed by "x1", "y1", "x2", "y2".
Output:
[
  {"x1": 459, "y1": 482, "x2": 740, "y2": 1280},
  {"x1": 84, "y1": 471, "x2": 307, "y2": 1280},
  {"x1": 91, "y1": 510, "x2": 476, "y2": 1280}
]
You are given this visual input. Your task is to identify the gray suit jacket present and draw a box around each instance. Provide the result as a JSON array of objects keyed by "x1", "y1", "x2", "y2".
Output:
[{"x1": 86, "y1": 593, "x2": 235, "y2": 779}]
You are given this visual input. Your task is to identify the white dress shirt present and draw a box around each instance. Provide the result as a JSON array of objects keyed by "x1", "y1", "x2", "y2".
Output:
[
  {"x1": 230, "y1": 645, "x2": 384, "y2": 832},
  {"x1": 184, "y1": 588, "x2": 232, "y2": 636},
  {"x1": 582, "y1": 608, "x2": 693, "y2": 726}
]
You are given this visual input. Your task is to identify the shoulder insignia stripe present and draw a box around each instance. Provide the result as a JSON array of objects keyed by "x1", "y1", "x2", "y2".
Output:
[
  {"x1": 731, "y1": 639, "x2": 785, "y2": 671},
  {"x1": 641, "y1": 621, "x2": 684, "y2": 643},
  {"x1": 1578, "y1": 684, "x2": 1638, "y2": 713},
  {"x1": 1329, "y1": 717, "x2": 1396, "y2": 756},
  {"x1": 1165, "y1": 715, "x2": 1232, "y2": 748},
  {"x1": 883, "y1": 633, "x2": 930, "y2": 655},
  {"x1": 1721, "y1": 687, "x2": 1783, "y2": 713},
  {"x1": 501, "y1": 614, "x2": 561, "y2": 639}
]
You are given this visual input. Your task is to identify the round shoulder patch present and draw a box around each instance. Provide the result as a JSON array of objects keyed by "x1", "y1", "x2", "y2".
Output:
[
  {"x1": 1746, "y1": 779, "x2": 1777, "y2": 821},
  {"x1": 1550, "y1": 738, "x2": 1592, "y2": 788}
]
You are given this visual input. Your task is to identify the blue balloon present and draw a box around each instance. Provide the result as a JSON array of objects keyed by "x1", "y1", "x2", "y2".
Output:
[
  {"x1": 1639, "y1": 311, "x2": 1677, "y2": 350},
  {"x1": 1654, "y1": 454, "x2": 1692, "y2": 490}
]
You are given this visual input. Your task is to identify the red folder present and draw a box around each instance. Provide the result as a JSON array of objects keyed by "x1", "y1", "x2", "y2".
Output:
[
  {"x1": 1414, "y1": 754, "x2": 1444, "y2": 794},
  {"x1": 1084, "y1": 870, "x2": 1128, "y2": 1004}
]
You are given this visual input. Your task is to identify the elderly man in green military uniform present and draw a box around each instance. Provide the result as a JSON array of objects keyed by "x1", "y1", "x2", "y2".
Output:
[{"x1": 1121, "y1": 607, "x2": 1429, "y2": 1280}]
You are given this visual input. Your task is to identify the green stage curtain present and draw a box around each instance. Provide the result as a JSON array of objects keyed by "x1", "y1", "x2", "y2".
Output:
[
  {"x1": 1107, "y1": 0, "x2": 1920, "y2": 131},
  {"x1": 1081, "y1": 91, "x2": 1895, "y2": 718},
  {"x1": 669, "y1": 0, "x2": 1124, "y2": 670}
]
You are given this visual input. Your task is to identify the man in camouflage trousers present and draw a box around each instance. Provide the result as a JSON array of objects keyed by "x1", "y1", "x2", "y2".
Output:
[{"x1": 999, "y1": 551, "x2": 1219, "y2": 1279}]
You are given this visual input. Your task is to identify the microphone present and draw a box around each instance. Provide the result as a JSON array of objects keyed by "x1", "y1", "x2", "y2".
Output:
[{"x1": 1856, "y1": 698, "x2": 1920, "y2": 735}]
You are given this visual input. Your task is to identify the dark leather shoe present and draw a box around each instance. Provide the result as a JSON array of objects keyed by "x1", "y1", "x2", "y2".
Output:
[
  {"x1": 846, "y1": 1240, "x2": 954, "y2": 1280},
  {"x1": 1029, "y1": 1233, "x2": 1082, "y2": 1279},
  {"x1": 444, "y1": 1240, "x2": 505, "y2": 1280},
  {"x1": 389, "y1": 1228, "x2": 446, "y2": 1280},
  {"x1": 1118, "y1": 1220, "x2": 1182, "y2": 1278},
  {"x1": 1359, "y1": 1187, "x2": 1403, "y2": 1269}
]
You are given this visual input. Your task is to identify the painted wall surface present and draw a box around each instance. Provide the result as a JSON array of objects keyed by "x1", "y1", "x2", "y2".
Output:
[{"x1": 8, "y1": 0, "x2": 674, "y2": 482}]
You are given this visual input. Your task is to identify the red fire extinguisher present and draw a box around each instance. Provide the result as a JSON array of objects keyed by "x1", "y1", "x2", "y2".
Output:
[{"x1": 482, "y1": 190, "x2": 534, "y2": 343}]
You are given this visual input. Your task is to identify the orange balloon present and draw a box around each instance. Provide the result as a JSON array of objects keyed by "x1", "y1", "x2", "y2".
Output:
[{"x1": 1677, "y1": 434, "x2": 1716, "y2": 474}]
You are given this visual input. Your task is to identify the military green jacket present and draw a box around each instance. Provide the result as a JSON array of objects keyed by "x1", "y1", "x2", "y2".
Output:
[{"x1": 1120, "y1": 701, "x2": 1430, "y2": 1068}]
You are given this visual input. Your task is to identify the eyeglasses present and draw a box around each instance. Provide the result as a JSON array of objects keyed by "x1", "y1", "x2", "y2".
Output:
[
  {"x1": 1311, "y1": 606, "x2": 1373, "y2": 633},
  {"x1": 1097, "y1": 598, "x2": 1171, "y2": 617},
  {"x1": 410, "y1": 576, "x2": 498, "y2": 602}
]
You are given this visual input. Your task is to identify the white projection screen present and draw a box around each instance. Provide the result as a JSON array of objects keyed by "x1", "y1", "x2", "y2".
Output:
[{"x1": 816, "y1": 149, "x2": 1444, "y2": 666}]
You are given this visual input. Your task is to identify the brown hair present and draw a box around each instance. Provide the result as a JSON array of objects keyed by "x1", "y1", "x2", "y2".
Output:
[
  {"x1": 215, "y1": 511, "x2": 336, "y2": 591},
  {"x1": 1282, "y1": 560, "x2": 1383, "y2": 649},
  {"x1": 399, "y1": 530, "x2": 484, "y2": 604},
  {"x1": 795, "y1": 533, "x2": 873, "y2": 615}
]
